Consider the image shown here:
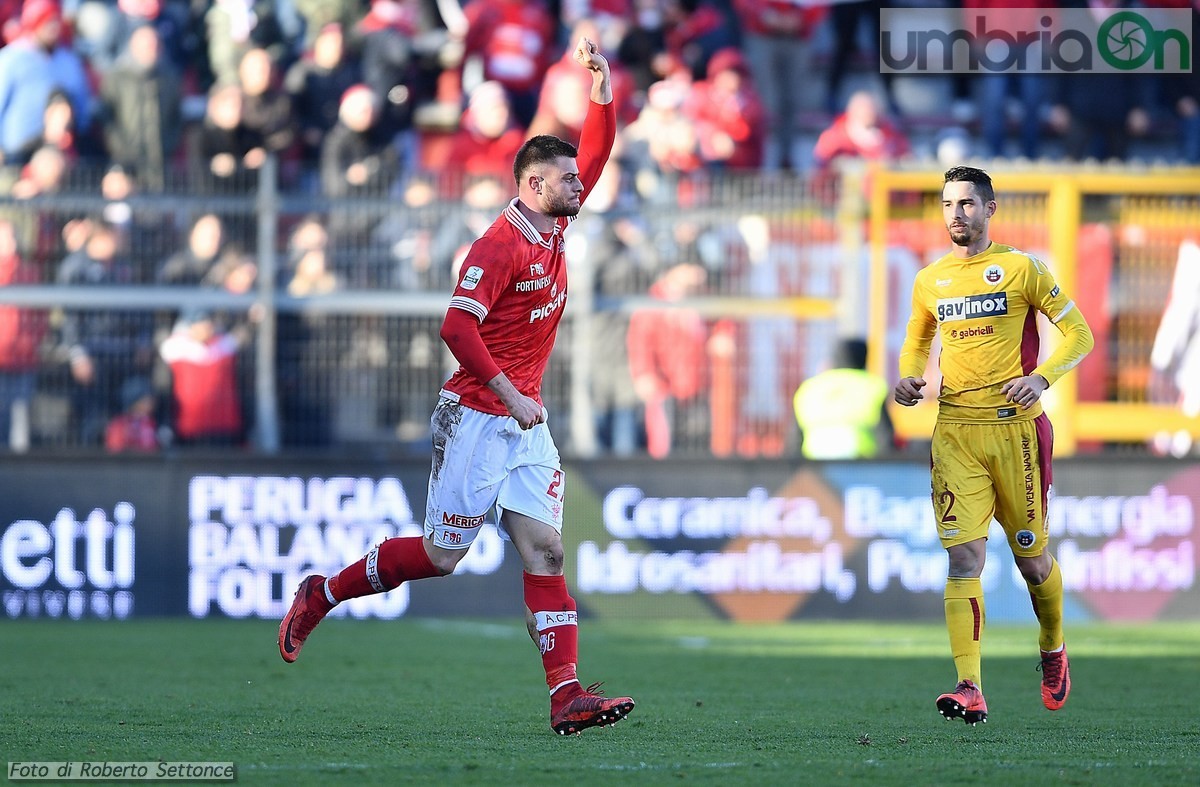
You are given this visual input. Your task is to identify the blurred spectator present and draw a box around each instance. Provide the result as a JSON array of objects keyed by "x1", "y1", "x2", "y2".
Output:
[
  {"x1": 285, "y1": 23, "x2": 360, "y2": 163},
  {"x1": 373, "y1": 174, "x2": 501, "y2": 291},
  {"x1": 98, "y1": 23, "x2": 183, "y2": 192},
  {"x1": 0, "y1": 217, "x2": 46, "y2": 452},
  {"x1": 825, "y1": 0, "x2": 896, "y2": 116},
  {"x1": 28, "y1": 89, "x2": 99, "y2": 165},
  {"x1": 684, "y1": 47, "x2": 765, "y2": 170},
  {"x1": 1048, "y1": 1, "x2": 1149, "y2": 161},
  {"x1": 205, "y1": 0, "x2": 289, "y2": 86},
  {"x1": 293, "y1": 0, "x2": 366, "y2": 51},
  {"x1": 358, "y1": 0, "x2": 420, "y2": 141},
  {"x1": 813, "y1": 90, "x2": 910, "y2": 171},
  {"x1": 793, "y1": 337, "x2": 892, "y2": 459},
  {"x1": 201, "y1": 244, "x2": 257, "y2": 295},
  {"x1": 445, "y1": 81, "x2": 524, "y2": 181},
  {"x1": 186, "y1": 83, "x2": 254, "y2": 193},
  {"x1": 965, "y1": 2, "x2": 1048, "y2": 159},
  {"x1": 286, "y1": 212, "x2": 329, "y2": 267},
  {"x1": 662, "y1": 0, "x2": 736, "y2": 82},
  {"x1": 76, "y1": 0, "x2": 198, "y2": 78},
  {"x1": 56, "y1": 220, "x2": 153, "y2": 446},
  {"x1": 734, "y1": 0, "x2": 824, "y2": 171},
  {"x1": 0, "y1": 0, "x2": 94, "y2": 166},
  {"x1": 104, "y1": 375, "x2": 159, "y2": 452},
  {"x1": 7, "y1": 145, "x2": 70, "y2": 265},
  {"x1": 461, "y1": 0, "x2": 556, "y2": 127},
  {"x1": 1, "y1": 0, "x2": 23, "y2": 46},
  {"x1": 320, "y1": 84, "x2": 399, "y2": 283},
  {"x1": 99, "y1": 164, "x2": 175, "y2": 281},
  {"x1": 158, "y1": 213, "x2": 225, "y2": 285},
  {"x1": 627, "y1": 262, "x2": 709, "y2": 459},
  {"x1": 286, "y1": 231, "x2": 341, "y2": 296},
  {"x1": 615, "y1": 0, "x2": 667, "y2": 96},
  {"x1": 237, "y1": 47, "x2": 295, "y2": 171},
  {"x1": 8, "y1": 144, "x2": 70, "y2": 199},
  {"x1": 159, "y1": 308, "x2": 245, "y2": 446},
  {"x1": 1048, "y1": 72, "x2": 1149, "y2": 161},
  {"x1": 622, "y1": 74, "x2": 702, "y2": 186}
]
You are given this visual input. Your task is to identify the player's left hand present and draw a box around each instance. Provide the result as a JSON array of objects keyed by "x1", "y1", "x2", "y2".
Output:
[
  {"x1": 1001, "y1": 374, "x2": 1049, "y2": 409},
  {"x1": 574, "y1": 36, "x2": 609, "y2": 75}
]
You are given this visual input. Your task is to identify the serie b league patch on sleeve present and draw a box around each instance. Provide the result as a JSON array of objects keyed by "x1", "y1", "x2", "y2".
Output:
[{"x1": 462, "y1": 266, "x2": 484, "y2": 290}]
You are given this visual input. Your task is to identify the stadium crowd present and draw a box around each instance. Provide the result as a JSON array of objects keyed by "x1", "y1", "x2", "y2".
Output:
[{"x1": 0, "y1": 0, "x2": 1197, "y2": 455}]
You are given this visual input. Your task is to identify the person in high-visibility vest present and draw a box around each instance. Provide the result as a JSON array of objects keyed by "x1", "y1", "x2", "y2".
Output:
[{"x1": 793, "y1": 338, "x2": 892, "y2": 460}]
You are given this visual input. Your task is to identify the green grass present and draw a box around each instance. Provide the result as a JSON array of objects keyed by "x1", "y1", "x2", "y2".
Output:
[{"x1": 4, "y1": 619, "x2": 1199, "y2": 785}]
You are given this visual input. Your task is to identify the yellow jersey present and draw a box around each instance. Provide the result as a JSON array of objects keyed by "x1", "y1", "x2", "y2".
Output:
[{"x1": 899, "y1": 242, "x2": 1094, "y2": 423}]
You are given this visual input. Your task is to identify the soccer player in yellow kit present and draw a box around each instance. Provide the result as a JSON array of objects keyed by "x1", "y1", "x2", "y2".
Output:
[{"x1": 894, "y1": 167, "x2": 1094, "y2": 725}]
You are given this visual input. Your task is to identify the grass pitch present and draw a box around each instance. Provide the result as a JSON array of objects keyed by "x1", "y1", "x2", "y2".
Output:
[{"x1": 5, "y1": 618, "x2": 1198, "y2": 785}]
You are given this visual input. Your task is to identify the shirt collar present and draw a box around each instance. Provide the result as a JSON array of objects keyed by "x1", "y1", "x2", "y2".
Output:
[{"x1": 504, "y1": 198, "x2": 559, "y2": 249}]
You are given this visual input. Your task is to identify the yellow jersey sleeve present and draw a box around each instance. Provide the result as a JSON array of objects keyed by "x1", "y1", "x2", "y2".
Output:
[
  {"x1": 898, "y1": 272, "x2": 937, "y2": 380},
  {"x1": 900, "y1": 243, "x2": 1092, "y2": 422}
]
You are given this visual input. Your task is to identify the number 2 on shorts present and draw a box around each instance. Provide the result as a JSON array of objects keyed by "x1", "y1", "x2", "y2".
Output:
[
  {"x1": 546, "y1": 470, "x2": 564, "y2": 500},
  {"x1": 939, "y1": 490, "x2": 958, "y2": 523}
]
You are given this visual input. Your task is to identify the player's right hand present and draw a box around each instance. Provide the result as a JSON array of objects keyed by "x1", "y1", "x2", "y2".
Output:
[
  {"x1": 507, "y1": 394, "x2": 546, "y2": 431},
  {"x1": 894, "y1": 376, "x2": 926, "y2": 406},
  {"x1": 574, "y1": 36, "x2": 609, "y2": 74}
]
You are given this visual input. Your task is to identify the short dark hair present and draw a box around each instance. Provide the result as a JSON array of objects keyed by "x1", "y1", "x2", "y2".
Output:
[
  {"x1": 943, "y1": 165, "x2": 994, "y2": 203},
  {"x1": 513, "y1": 135, "x2": 578, "y2": 185}
]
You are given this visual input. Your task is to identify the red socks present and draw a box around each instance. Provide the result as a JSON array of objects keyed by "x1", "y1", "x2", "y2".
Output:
[
  {"x1": 524, "y1": 572, "x2": 579, "y2": 695},
  {"x1": 327, "y1": 536, "x2": 442, "y2": 602}
]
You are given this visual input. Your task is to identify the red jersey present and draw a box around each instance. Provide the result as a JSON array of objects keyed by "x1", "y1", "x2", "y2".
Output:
[
  {"x1": 160, "y1": 332, "x2": 243, "y2": 439},
  {"x1": 442, "y1": 99, "x2": 616, "y2": 415}
]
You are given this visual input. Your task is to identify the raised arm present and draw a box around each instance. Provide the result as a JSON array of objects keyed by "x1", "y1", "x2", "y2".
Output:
[{"x1": 574, "y1": 36, "x2": 616, "y2": 200}]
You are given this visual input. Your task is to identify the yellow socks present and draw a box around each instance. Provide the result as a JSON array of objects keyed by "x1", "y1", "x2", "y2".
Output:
[
  {"x1": 1027, "y1": 557, "x2": 1065, "y2": 652},
  {"x1": 945, "y1": 577, "x2": 985, "y2": 686}
]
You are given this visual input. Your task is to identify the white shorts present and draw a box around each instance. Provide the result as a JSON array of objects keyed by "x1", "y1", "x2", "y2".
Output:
[{"x1": 424, "y1": 393, "x2": 564, "y2": 550}]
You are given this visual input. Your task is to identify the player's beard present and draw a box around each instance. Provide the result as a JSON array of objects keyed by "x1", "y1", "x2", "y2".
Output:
[
  {"x1": 948, "y1": 219, "x2": 983, "y2": 247},
  {"x1": 544, "y1": 191, "x2": 581, "y2": 218}
]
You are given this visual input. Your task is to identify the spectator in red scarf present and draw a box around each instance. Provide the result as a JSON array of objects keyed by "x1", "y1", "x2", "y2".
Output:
[
  {"x1": 685, "y1": 47, "x2": 765, "y2": 170},
  {"x1": 461, "y1": 0, "x2": 555, "y2": 127},
  {"x1": 159, "y1": 309, "x2": 245, "y2": 447}
]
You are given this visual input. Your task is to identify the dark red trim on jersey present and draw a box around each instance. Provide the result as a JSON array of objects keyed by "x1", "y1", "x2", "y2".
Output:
[
  {"x1": 969, "y1": 597, "x2": 982, "y2": 641},
  {"x1": 1033, "y1": 412, "x2": 1054, "y2": 515},
  {"x1": 1020, "y1": 306, "x2": 1040, "y2": 375},
  {"x1": 441, "y1": 308, "x2": 502, "y2": 384}
]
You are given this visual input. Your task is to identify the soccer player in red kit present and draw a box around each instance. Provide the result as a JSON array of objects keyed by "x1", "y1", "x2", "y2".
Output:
[{"x1": 279, "y1": 36, "x2": 634, "y2": 736}]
